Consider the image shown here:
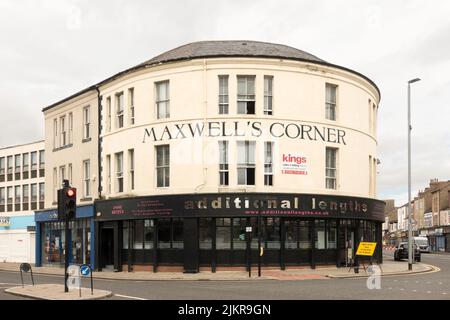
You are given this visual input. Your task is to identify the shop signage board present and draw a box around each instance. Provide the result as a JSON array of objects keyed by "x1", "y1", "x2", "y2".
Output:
[
  {"x1": 95, "y1": 193, "x2": 386, "y2": 222},
  {"x1": 281, "y1": 153, "x2": 308, "y2": 175},
  {"x1": 356, "y1": 242, "x2": 377, "y2": 257},
  {"x1": 0, "y1": 217, "x2": 10, "y2": 227}
]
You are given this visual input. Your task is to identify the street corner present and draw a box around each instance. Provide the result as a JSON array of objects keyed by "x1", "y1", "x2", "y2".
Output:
[{"x1": 5, "y1": 284, "x2": 112, "y2": 300}]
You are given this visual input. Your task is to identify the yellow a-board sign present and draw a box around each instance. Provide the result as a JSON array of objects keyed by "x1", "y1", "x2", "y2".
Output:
[{"x1": 356, "y1": 242, "x2": 377, "y2": 257}]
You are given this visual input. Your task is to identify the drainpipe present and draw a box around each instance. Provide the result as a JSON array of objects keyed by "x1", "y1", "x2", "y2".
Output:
[
  {"x1": 95, "y1": 86, "x2": 102, "y2": 199},
  {"x1": 195, "y1": 59, "x2": 208, "y2": 192}
]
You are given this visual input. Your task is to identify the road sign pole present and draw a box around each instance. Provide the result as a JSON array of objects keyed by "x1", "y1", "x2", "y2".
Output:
[{"x1": 64, "y1": 217, "x2": 69, "y2": 293}]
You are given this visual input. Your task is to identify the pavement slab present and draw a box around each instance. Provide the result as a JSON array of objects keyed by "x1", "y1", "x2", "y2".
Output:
[{"x1": 5, "y1": 284, "x2": 112, "y2": 300}]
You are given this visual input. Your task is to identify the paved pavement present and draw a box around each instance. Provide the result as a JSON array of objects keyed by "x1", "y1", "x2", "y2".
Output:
[
  {"x1": 5, "y1": 284, "x2": 112, "y2": 300},
  {"x1": 0, "y1": 252, "x2": 447, "y2": 300}
]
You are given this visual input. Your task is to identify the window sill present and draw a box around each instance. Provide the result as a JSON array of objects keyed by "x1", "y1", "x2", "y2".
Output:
[
  {"x1": 52, "y1": 201, "x2": 57, "y2": 205},
  {"x1": 53, "y1": 144, "x2": 73, "y2": 152},
  {"x1": 82, "y1": 137, "x2": 92, "y2": 143},
  {"x1": 80, "y1": 197, "x2": 93, "y2": 202}
]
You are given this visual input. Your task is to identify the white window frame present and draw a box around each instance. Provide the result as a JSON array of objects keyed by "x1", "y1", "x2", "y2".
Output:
[
  {"x1": 83, "y1": 106, "x2": 91, "y2": 139},
  {"x1": 325, "y1": 83, "x2": 337, "y2": 121},
  {"x1": 129, "y1": 88, "x2": 135, "y2": 125},
  {"x1": 60, "y1": 115, "x2": 66, "y2": 147},
  {"x1": 237, "y1": 76, "x2": 256, "y2": 115},
  {"x1": 264, "y1": 141, "x2": 274, "y2": 186},
  {"x1": 106, "y1": 96, "x2": 112, "y2": 132},
  {"x1": 237, "y1": 141, "x2": 256, "y2": 185},
  {"x1": 106, "y1": 155, "x2": 111, "y2": 194},
  {"x1": 156, "y1": 145, "x2": 170, "y2": 188},
  {"x1": 129, "y1": 149, "x2": 135, "y2": 191},
  {"x1": 325, "y1": 147, "x2": 338, "y2": 189},
  {"x1": 115, "y1": 152, "x2": 123, "y2": 193},
  {"x1": 156, "y1": 81, "x2": 170, "y2": 119},
  {"x1": 264, "y1": 76, "x2": 273, "y2": 115},
  {"x1": 83, "y1": 160, "x2": 91, "y2": 197},
  {"x1": 218, "y1": 141, "x2": 229, "y2": 186},
  {"x1": 218, "y1": 75, "x2": 229, "y2": 115}
]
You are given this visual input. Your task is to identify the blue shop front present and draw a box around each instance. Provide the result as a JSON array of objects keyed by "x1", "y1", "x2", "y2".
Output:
[{"x1": 35, "y1": 204, "x2": 95, "y2": 268}]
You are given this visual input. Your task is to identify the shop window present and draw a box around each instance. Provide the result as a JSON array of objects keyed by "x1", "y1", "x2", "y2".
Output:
[
  {"x1": 134, "y1": 220, "x2": 144, "y2": 249},
  {"x1": 237, "y1": 76, "x2": 255, "y2": 114},
  {"x1": 264, "y1": 218, "x2": 281, "y2": 249},
  {"x1": 158, "y1": 219, "x2": 171, "y2": 248},
  {"x1": 285, "y1": 220, "x2": 299, "y2": 249},
  {"x1": 144, "y1": 219, "x2": 154, "y2": 249},
  {"x1": 327, "y1": 220, "x2": 337, "y2": 249},
  {"x1": 232, "y1": 218, "x2": 247, "y2": 249},
  {"x1": 315, "y1": 220, "x2": 326, "y2": 249},
  {"x1": 216, "y1": 218, "x2": 231, "y2": 250},
  {"x1": 172, "y1": 218, "x2": 183, "y2": 249},
  {"x1": 199, "y1": 218, "x2": 213, "y2": 249}
]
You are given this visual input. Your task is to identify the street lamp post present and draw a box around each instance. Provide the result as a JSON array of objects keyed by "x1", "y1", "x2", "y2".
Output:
[{"x1": 407, "y1": 78, "x2": 421, "y2": 271}]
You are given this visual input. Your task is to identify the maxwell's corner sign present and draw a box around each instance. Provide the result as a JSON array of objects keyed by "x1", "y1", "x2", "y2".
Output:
[
  {"x1": 95, "y1": 193, "x2": 385, "y2": 222},
  {"x1": 142, "y1": 120, "x2": 347, "y2": 145},
  {"x1": 281, "y1": 153, "x2": 308, "y2": 175}
]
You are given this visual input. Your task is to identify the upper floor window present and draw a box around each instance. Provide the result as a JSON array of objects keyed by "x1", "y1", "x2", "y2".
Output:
[
  {"x1": 0, "y1": 157, "x2": 4, "y2": 175},
  {"x1": 156, "y1": 81, "x2": 170, "y2": 119},
  {"x1": 22, "y1": 153, "x2": 29, "y2": 171},
  {"x1": 59, "y1": 165, "x2": 66, "y2": 183},
  {"x1": 83, "y1": 106, "x2": 91, "y2": 139},
  {"x1": 83, "y1": 160, "x2": 91, "y2": 197},
  {"x1": 218, "y1": 76, "x2": 229, "y2": 115},
  {"x1": 106, "y1": 96, "x2": 112, "y2": 132},
  {"x1": 156, "y1": 145, "x2": 170, "y2": 188},
  {"x1": 116, "y1": 92, "x2": 124, "y2": 129},
  {"x1": 129, "y1": 88, "x2": 135, "y2": 125},
  {"x1": 53, "y1": 118, "x2": 58, "y2": 149},
  {"x1": 106, "y1": 155, "x2": 111, "y2": 195},
  {"x1": 325, "y1": 83, "x2": 337, "y2": 121},
  {"x1": 237, "y1": 76, "x2": 256, "y2": 115},
  {"x1": 264, "y1": 76, "x2": 273, "y2": 115},
  {"x1": 129, "y1": 149, "x2": 135, "y2": 191},
  {"x1": 60, "y1": 115, "x2": 67, "y2": 146},
  {"x1": 14, "y1": 154, "x2": 21, "y2": 173},
  {"x1": 325, "y1": 147, "x2": 337, "y2": 189},
  {"x1": 39, "y1": 150, "x2": 45, "y2": 169},
  {"x1": 31, "y1": 152, "x2": 37, "y2": 170},
  {"x1": 68, "y1": 112, "x2": 73, "y2": 144},
  {"x1": 0, "y1": 188, "x2": 5, "y2": 206},
  {"x1": 7, "y1": 156, "x2": 13, "y2": 174},
  {"x1": 218, "y1": 141, "x2": 229, "y2": 186},
  {"x1": 115, "y1": 152, "x2": 124, "y2": 193},
  {"x1": 264, "y1": 141, "x2": 274, "y2": 186},
  {"x1": 237, "y1": 141, "x2": 256, "y2": 185}
]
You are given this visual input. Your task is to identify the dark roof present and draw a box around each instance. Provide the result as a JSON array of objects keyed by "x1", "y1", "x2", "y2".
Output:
[
  {"x1": 137, "y1": 40, "x2": 326, "y2": 66},
  {"x1": 43, "y1": 40, "x2": 380, "y2": 112}
]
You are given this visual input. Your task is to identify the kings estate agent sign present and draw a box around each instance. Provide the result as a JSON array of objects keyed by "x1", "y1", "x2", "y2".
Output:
[{"x1": 96, "y1": 193, "x2": 385, "y2": 222}]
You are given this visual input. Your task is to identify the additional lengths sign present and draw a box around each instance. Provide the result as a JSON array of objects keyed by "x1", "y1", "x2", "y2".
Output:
[
  {"x1": 356, "y1": 242, "x2": 377, "y2": 257},
  {"x1": 95, "y1": 193, "x2": 386, "y2": 222},
  {"x1": 281, "y1": 153, "x2": 308, "y2": 175}
]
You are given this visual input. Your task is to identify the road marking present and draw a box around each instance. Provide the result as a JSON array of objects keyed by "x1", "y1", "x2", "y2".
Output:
[
  {"x1": 114, "y1": 294, "x2": 147, "y2": 300},
  {"x1": 412, "y1": 290, "x2": 417, "y2": 292},
  {"x1": 439, "y1": 282, "x2": 443, "y2": 285},
  {"x1": 388, "y1": 287, "x2": 392, "y2": 290},
  {"x1": 443, "y1": 293, "x2": 447, "y2": 295},
  {"x1": 427, "y1": 291, "x2": 431, "y2": 294},
  {"x1": 400, "y1": 288, "x2": 404, "y2": 291}
]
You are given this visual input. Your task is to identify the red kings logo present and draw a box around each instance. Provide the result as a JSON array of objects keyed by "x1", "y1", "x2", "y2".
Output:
[{"x1": 282, "y1": 154, "x2": 307, "y2": 164}]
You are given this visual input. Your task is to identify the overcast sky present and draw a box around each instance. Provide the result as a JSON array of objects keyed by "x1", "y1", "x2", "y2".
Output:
[{"x1": 0, "y1": 0, "x2": 449, "y2": 205}]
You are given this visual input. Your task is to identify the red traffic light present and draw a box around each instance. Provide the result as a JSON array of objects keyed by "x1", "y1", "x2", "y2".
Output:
[{"x1": 66, "y1": 188, "x2": 76, "y2": 198}]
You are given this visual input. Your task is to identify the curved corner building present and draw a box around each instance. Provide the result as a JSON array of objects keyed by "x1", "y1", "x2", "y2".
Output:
[{"x1": 37, "y1": 41, "x2": 384, "y2": 272}]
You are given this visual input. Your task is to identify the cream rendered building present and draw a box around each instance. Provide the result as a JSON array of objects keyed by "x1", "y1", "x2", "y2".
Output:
[{"x1": 36, "y1": 41, "x2": 384, "y2": 272}]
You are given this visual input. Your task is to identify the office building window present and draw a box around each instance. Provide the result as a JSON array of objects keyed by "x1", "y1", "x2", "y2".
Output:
[
  {"x1": 237, "y1": 76, "x2": 256, "y2": 114},
  {"x1": 326, "y1": 147, "x2": 337, "y2": 189},
  {"x1": 129, "y1": 88, "x2": 135, "y2": 125},
  {"x1": 264, "y1": 76, "x2": 273, "y2": 115},
  {"x1": 106, "y1": 96, "x2": 112, "y2": 132},
  {"x1": 30, "y1": 183, "x2": 37, "y2": 210},
  {"x1": 0, "y1": 157, "x2": 4, "y2": 175},
  {"x1": 129, "y1": 149, "x2": 135, "y2": 191},
  {"x1": 237, "y1": 141, "x2": 256, "y2": 185},
  {"x1": 7, "y1": 156, "x2": 13, "y2": 174},
  {"x1": 264, "y1": 141, "x2": 273, "y2": 186},
  {"x1": 31, "y1": 152, "x2": 37, "y2": 170},
  {"x1": 14, "y1": 185, "x2": 21, "y2": 210},
  {"x1": 83, "y1": 106, "x2": 91, "y2": 139},
  {"x1": 15, "y1": 154, "x2": 21, "y2": 175},
  {"x1": 22, "y1": 153, "x2": 29, "y2": 173},
  {"x1": 219, "y1": 141, "x2": 229, "y2": 186},
  {"x1": 115, "y1": 153, "x2": 123, "y2": 193},
  {"x1": 22, "y1": 185, "x2": 29, "y2": 208},
  {"x1": 60, "y1": 116, "x2": 66, "y2": 146},
  {"x1": 219, "y1": 75, "x2": 229, "y2": 114},
  {"x1": 325, "y1": 83, "x2": 337, "y2": 121},
  {"x1": 83, "y1": 160, "x2": 91, "y2": 197},
  {"x1": 39, "y1": 150, "x2": 45, "y2": 169},
  {"x1": 156, "y1": 145, "x2": 170, "y2": 188},
  {"x1": 156, "y1": 81, "x2": 170, "y2": 119},
  {"x1": 0, "y1": 188, "x2": 4, "y2": 207}
]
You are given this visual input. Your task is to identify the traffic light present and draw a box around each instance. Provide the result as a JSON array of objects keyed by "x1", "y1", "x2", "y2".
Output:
[{"x1": 57, "y1": 182, "x2": 77, "y2": 220}]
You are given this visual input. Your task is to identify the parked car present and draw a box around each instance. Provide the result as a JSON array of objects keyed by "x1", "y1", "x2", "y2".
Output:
[
  {"x1": 414, "y1": 236, "x2": 431, "y2": 253},
  {"x1": 394, "y1": 242, "x2": 421, "y2": 262}
]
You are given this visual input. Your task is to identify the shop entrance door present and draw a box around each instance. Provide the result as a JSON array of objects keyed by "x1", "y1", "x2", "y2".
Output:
[
  {"x1": 338, "y1": 220, "x2": 356, "y2": 267},
  {"x1": 101, "y1": 228, "x2": 114, "y2": 269}
]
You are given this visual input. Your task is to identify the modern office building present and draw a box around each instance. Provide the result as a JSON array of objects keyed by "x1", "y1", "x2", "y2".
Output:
[
  {"x1": 36, "y1": 40, "x2": 385, "y2": 272},
  {"x1": 0, "y1": 140, "x2": 45, "y2": 263}
]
